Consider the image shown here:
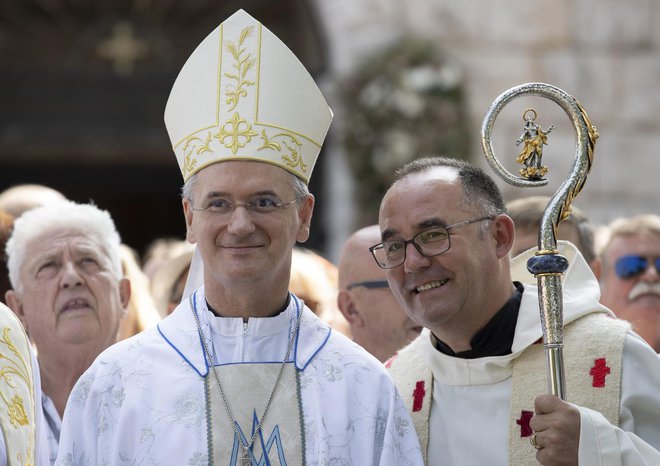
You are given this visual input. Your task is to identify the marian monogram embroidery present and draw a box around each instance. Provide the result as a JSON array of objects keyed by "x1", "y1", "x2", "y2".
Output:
[{"x1": 206, "y1": 364, "x2": 303, "y2": 465}]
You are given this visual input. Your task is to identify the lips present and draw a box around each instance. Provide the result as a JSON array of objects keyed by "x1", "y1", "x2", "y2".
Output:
[
  {"x1": 221, "y1": 243, "x2": 262, "y2": 250},
  {"x1": 60, "y1": 298, "x2": 91, "y2": 313},
  {"x1": 414, "y1": 279, "x2": 448, "y2": 294}
]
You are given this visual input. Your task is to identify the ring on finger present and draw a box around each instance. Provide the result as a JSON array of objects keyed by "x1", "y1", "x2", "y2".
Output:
[{"x1": 530, "y1": 431, "x2": 542, "y2": 450}]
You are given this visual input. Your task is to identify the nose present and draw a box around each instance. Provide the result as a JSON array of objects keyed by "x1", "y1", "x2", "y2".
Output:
[
  {"x1": 60, "y1": 261, "x2": 84, "y2": 289},
  {"x1": 403, "y1": 242, "x2": 431, "y2": 273},
  {"x1": 640, "y1": 260, "x2": 660, "y2": 282},
  {"x1": 226, "y1": 205, "x2": 256, "y2": 236}
]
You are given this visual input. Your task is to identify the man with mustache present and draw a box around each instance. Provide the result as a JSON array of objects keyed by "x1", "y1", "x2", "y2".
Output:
[
  {"x1": 595, "y1": 214, "x2": 660, "y2": 352},
  {"x1": 5, "y1": 200, "x2": 130, "y2": 465}
]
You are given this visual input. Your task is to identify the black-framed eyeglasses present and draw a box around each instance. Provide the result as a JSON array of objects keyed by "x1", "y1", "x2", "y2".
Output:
[
  {"x1": 615, "y1": 255, "x2": 660, "y2": 279},
  {"x1": 346, "y1": 280, "x2": 390, "y2": 291},
  {"x1": 369, "y1": 216, "x2": 495, "y2": 269},
  {"x1": 191, "y1": 196, "x2": 297, "y2": 217}
]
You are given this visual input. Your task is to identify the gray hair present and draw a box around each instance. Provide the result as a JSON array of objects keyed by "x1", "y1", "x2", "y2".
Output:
[
  {"x1": 392, "y1": 156, "x2": 506, "y2": 217},
  {"x1": 181, "y1": 169, "x2": 310, "y2": 205},
  {"x1": 390, "y1": 156, "x2": 505, "y2": 237},
  {"x1": 507, "y1": 195, "x2": 595, "y2": 263},
  {"x1": 597, "y1": 214, "x2": 660, "y2": 261},
  {"x1": 6, "y1": 200, "x2": 123, "y2": 293}
]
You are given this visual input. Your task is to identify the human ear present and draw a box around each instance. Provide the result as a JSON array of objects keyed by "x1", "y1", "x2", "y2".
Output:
[
  {"x1": 337, "y1": 290, "x2": 364, "y2": 326},
  {"x1": 493, "y1": 214, "x2": 515, "y2": 259},
  {"x1": 118, "y1": 278, "x2": 132, "y2": 315},
  {"x1": 296, "y1": 195, "x2": 315, "y2": 243},
  {"x1": 182, "y1": 198, "x2": 196, "y2": 244},
  {"x1": 5, "y1": 290, "x2": 27, "y2": 328}
]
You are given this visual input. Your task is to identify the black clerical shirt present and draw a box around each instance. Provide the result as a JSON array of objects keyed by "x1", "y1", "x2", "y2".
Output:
[{"x1": 432, "y1": 282, "x2": 525, "y2": 358}]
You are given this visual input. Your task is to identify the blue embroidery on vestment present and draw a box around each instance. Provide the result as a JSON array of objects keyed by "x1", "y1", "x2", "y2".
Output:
[{"x1": 230, "y1": 410, "x2": 289, "y2": 465}]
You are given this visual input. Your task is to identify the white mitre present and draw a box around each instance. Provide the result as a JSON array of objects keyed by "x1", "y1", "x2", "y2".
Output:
[{"x1": 164, "y1": 9, "x2": 333, "y2": 184}]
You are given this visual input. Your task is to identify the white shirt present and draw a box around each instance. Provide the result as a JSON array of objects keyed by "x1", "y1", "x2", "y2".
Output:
[{"x1": 55, "y1": 292, "x2": 423, "y2": 465}]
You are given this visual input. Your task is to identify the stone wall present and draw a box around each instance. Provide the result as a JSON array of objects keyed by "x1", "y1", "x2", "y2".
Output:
[{"x1": 313, "y1": 0, "x2": 660, "y2": 259}]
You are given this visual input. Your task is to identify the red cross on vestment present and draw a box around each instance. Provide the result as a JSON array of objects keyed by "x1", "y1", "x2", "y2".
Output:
[
  {"x1": 516, "y1": 410, "x2": 534, "y2": 437},
  {"x1": 590, "y1": 358, "x2": 611, "y2": 387},
  {"x1": 412, "y1": 381, "x2": 426, "y2": 412}
]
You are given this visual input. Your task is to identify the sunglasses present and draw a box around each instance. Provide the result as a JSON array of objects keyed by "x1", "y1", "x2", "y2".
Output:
[
  {"x1": 346, "y1": 280, "x2": 390, "y2": 291},
  {"x1": 615, "y1": 255, "x2": 660, "y2": 279}
]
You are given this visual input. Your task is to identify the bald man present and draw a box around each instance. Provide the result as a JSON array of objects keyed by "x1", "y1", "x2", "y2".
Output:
[
  {"x1": 338, "y1": 225, "x2": 422, "y2": 362},
  {"x1": 0, "y1": 184, "x2": 66, "y2": 218}
]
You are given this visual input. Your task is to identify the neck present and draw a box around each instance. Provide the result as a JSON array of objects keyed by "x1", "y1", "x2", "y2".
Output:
[
  {"x1": 431, "y1": 281, "x2": 517, "y2": 353},
  {"x1": 38, "y1": 348, "x2": 101, "y2": 417},
  {"x1": 204, "y1": 280, "x2": 290, "y2": 320}
]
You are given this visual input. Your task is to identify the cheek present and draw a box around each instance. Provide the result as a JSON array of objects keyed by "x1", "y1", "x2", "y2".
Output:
[
  {"x1": 386, "y1": 273, "x2": 407, "y2": 302},
  {"x1": 23, "y1": 284, "x2": 54, "y2": 310}
]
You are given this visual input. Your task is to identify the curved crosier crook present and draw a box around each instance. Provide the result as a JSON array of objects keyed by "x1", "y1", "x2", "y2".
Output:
[{"x1": 481, "y1": 82, "x2": 599, "y2": 400}]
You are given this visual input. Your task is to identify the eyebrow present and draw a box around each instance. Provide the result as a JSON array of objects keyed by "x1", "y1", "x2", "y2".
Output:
[
  {"x1": 202, "y1": 190, "x2": 280, "y2": 200},
  {"x1": 381, "y1": 218, "x2": 445, "y2": 241}
]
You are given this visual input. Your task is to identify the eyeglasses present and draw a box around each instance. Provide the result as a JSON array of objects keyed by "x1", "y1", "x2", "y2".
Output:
[
  {"x1": 615, "y1": 255, "x2": 660, "y2": 279},
  {"x1": 191, "y1": 196, "x2": 297, "y2": 217},
  {"x1": 369, "y1": 216, "x2": 495, "y2": 269},
  {"x1": 346, "y1": 280, "x2": 390, "y2": 291}
]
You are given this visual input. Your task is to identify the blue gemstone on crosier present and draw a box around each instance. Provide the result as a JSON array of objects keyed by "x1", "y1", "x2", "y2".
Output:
[{"x1": 527, "y1": 254, "x2": 569, "y2": 274}]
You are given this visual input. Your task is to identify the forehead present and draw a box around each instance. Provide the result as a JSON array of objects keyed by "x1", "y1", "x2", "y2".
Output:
[
  {"x1": 195, "y1": 161, "x2": 294, "y2": 197},
  {"x1": 379, "y1": 168, "x2": 465, "y2": 233},
  {"x1": 606, "y1": 232, "x2": 660, "y2": 258},
  {"x1": 26, "y1": 229, "x2": 105, "y2": 260}
]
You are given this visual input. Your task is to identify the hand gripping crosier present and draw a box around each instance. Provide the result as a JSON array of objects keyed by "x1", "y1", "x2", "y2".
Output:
[{"x1": 480, "y1": 83, "x2": 599, "y2": 400}]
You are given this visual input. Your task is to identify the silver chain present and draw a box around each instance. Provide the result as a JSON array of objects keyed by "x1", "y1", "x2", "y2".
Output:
[{"x1": 190, "y1": 294, "x2": 301, "y2": 462}]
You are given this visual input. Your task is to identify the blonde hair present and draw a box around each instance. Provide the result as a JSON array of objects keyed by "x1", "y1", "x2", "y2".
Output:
[
  {"x1": 290, "y1": 247, "x2": 350, "y2": 337},
  {"x1": 597, "y1": 214, "x2": 660, "y2": 259},
  {"x1": 118, "y1": 244, "x2": 162, "y2": 340}
]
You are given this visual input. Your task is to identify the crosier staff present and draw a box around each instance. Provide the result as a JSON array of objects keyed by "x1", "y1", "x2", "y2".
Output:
[{"x1": 480, "y1": 82, "x2": 598, "y2": 400}]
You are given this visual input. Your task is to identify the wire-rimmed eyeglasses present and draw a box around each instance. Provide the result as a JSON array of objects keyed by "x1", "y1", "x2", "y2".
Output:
[
  {"x1": 369, "y1": 216, "x2": 495, "y2": 269},
  {"x1": 191, "y1": 196, "x2": 297, "y2": 217}
]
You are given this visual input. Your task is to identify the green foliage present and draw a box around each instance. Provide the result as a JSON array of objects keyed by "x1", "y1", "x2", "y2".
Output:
[{"x1": 339, "y1": 39, "x2": 471, "y2": 226}]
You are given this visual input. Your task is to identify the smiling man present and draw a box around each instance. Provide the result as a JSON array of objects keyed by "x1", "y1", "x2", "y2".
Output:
[
  {"x1": 379, "y1": 156, "x2": 660, "y2": 465},
  {"x1": 5, "y1": 200, "x2": 130, "y2": 465},
  {"x1": 54, "y1": 10, "x2": 422, "y2": 465}
]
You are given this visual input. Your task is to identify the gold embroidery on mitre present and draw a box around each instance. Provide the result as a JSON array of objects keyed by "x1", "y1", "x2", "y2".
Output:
[
  {"x1": 224, "y1": 26, "x2": 256, "y2": 111},
  {"x1": 258, "y1": 129, "x2": 308, "y2": 173},
  {"x1": 215, "y1": 113, "x2": 259, "y2": 154},
  {"x1": 181, "y1": 133, "x2": 212, "y2": 178},
  {"x1": 171, "y1": 13, "x2": 327, "y2": 184}
]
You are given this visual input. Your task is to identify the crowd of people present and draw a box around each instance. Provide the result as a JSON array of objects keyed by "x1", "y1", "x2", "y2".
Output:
[{"x1": 1, "y1": 8, "x2": 659, "y2": 466}]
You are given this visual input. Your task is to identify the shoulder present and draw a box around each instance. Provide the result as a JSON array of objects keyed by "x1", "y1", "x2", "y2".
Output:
[
  {"x1": 303, "y1": 312, "x2": 395, "y2": 380},
  {"x1": 565, "y1": 312, "x2": 630, "y2": 344},
  {"x1": 386, "y1": 332, "x2": 429, "y2": 372},
  {"x1": 76, "y1": 325, "x2": 164, "y2": 383}
]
